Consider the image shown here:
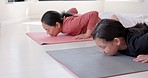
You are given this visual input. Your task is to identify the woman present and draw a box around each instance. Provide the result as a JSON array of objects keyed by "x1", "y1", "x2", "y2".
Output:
[{"x1": 41, "y1": 8, "x2": 101, "y2": 39}]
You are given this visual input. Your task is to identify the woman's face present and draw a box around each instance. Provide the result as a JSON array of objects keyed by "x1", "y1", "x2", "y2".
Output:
[
  {"x1": 95, "y1": 38, "x2": 119, "y2": 56},
  {"x1": 42, "y1": 22, "x2": 60, "y2": 37}
]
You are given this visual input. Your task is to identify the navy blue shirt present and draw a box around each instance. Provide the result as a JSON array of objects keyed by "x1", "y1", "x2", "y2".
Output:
[{"x1": 120, "y1": 28, "x2": 148, "y2": 57}]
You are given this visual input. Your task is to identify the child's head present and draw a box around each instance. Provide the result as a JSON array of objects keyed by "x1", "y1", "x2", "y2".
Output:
[
  {"x1": 41, "y1": 11, "x2": 63, "y2": 37},
  {"x1": 93, "y1": 19, "x2": 126, "y2": 55}
]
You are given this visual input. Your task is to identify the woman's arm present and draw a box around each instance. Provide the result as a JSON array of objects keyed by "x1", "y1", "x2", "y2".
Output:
[
  {"x1": 67, "y1": 8, "x2": 78, "y2": 14},
  {"x1": 74, "y1": 11, "x2": 101, "y2": 39},
  {"x1": 74, "y1": 29, "x2": 92, "y2": 39}
]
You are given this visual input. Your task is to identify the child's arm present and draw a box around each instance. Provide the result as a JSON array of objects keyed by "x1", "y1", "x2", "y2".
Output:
[
  {"x1": 132, "y1": 32, "x2": 148, "y2": 63},
  {"x1": 133, "y1": 54, "x2": 148, "y2": 63}
]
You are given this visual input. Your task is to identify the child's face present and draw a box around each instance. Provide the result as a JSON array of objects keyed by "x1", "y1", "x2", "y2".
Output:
[
  {"x1": 42, "y1": 22, "x2": 60, "y2": 37},
  {"x1": 95, "y1": 38, "x2": 119, "y2": 56}
]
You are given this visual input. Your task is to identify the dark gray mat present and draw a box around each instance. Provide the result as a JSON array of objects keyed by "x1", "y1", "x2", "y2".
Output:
[{"x1": 46, "y1": 46, "x2": 148, "y2": 78}]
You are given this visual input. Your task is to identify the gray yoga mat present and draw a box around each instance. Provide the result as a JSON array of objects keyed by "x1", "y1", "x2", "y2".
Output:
[{"x1": 47, "y1": 46, "x2": 148, "y2": 78}]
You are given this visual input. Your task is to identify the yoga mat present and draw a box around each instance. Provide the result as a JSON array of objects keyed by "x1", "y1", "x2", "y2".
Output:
[
  {"x1": 47, "y1": 46, "x2": 148, "y2": 78},
  {"x1": 26, "y1": 32, "x2": 93, "y2": 45}
]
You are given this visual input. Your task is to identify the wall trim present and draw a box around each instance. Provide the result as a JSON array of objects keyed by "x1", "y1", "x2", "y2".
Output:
[{"x1": 0, "y1": 16, "x2": 30, "y2": 26}]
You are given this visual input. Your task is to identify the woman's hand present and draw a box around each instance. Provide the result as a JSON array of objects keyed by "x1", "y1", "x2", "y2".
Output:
[
  {"x1": 74, "y1": 34, "x2": 90, "y2": 39},
  {"x1": 74, "y1": 29, "x2": 92, "y2": 39},
  {"x1": 133, "y1": 54, "x2": 148, "y2": 63}
]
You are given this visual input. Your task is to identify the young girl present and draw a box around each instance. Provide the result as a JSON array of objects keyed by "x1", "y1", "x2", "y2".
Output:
[
  {"x1": 41, "y1": 8, "x2": 101, "y2": 39},
  {"x1": 93, "y1": 15, "x2": 148, "y2": 63}
]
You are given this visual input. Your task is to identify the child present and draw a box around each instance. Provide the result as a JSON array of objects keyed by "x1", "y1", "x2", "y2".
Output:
[
  {"x1": 41, "y1": 8, "x2": 101, "y2": 39},
  {"x1": 93, "y1": 14, "x2": 148, "y2": 63}
]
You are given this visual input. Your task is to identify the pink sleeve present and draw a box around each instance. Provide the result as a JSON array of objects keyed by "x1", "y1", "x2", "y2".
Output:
[
  {"x1": 81, "y1": 11, "x2": 101, "y2": 31},
  {"x1": 62, "y1": 11, "x2": 101, "y2": 36},
  {"x1": 67, "y1": 8, "x2": 78, "y2": 14}
]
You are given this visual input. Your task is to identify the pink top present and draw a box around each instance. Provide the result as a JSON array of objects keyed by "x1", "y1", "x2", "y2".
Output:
[
  {"x1": 62, "y1": 10, "x2": 101, "y2": 36},
  {"x1": 67, "y1": 8, "x2": 78, "y2": 14}
]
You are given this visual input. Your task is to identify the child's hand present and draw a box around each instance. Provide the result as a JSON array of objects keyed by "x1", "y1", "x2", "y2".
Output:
[
  {"x1": 74, "y1": 34, "x2": 90, "y2": 39},
  {"x1": 133, "y1": 54, "x2": 148, "y2": 63}
]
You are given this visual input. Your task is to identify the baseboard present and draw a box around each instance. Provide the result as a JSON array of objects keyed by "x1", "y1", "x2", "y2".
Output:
[
  {"x1": 29, "y1": 15, "x2": 41, "y2": 20},
  {"x1": 0, "y1": 16, "x2": 30, "y2": 26}
]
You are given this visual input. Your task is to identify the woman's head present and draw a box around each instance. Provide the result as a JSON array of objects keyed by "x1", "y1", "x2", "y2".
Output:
[
  {"x1": 41, "y1": 11, "x2": 63, "y2": 36},
  {"x1": 41, "y1": 10, "x2": 73, "y2": 36},
  {"x1": 93, "y1": 19, "x2": 126, "y2": 55}
]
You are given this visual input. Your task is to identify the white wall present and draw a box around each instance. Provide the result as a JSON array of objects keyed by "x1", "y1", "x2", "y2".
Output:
[
  {"x1": 1, "y1": 0, "x2": 148, "y2": 26},
  {"x1": 0, "y1": 0, "x2": 29, "y2": 25},
  {"x1": 28, "y1": 1, "x2": 104, "y2": 19},
  {"x1": 104, "y1": 0, "x2": 148, "y2": 15}
]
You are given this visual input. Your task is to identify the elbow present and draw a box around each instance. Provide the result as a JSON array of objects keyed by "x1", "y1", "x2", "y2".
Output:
[{"x1": 91, "y1": 11, "x2": 99, "y2": 16}]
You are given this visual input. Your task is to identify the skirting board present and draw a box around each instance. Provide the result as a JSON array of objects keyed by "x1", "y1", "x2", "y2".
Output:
[{"x1": 0, "y1": 16, "x2": 30, "y2": 26}]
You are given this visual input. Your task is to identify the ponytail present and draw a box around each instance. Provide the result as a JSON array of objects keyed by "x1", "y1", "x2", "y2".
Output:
[{"x1": 61, "y1": 11, "x2": 73, "y2": 19}]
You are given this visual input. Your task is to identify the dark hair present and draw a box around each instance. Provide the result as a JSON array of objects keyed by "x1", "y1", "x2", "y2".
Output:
[
  {"x1": 61, "y1": 11, "x2": 73, "y2": 18},
  {"x1": 93, "y1": 19, "x2": 148, "y2": 41},
  {"x1": 41, "y1": 10, "x2": 73, "y2": 26},
  {"x1": 93, "y1": 19, "x2": 126, "y2": 41}
]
